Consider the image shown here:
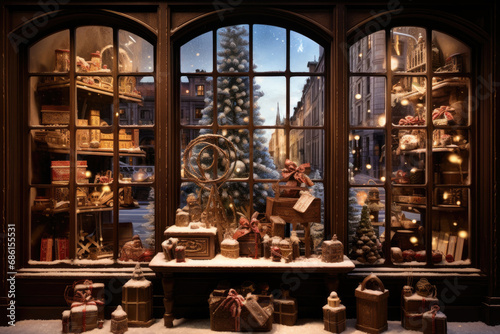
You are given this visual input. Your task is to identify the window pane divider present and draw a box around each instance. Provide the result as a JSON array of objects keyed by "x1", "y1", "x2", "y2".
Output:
[
  {"x1": 112, "y1": 27, "x2": 120, "y2": 261},
  {"x1": 425, "y1": 27, "x2": 434, "y2": 267},
  {"x1": 384, "y1": 28, "x2": 393, "y2": 266},
  {"x1": 69, "y1": 27, "x2": 77, "y2": 260}
]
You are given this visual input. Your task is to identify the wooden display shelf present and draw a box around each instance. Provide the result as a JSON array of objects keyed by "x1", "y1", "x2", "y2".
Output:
[
  {"x1": 395, "y1": 202, "x2": 466, "y2": 212},
  {"x1": 400, "y1": 146, "x2": 461, "y2": 155},
  {"x1": 45, "y1": 147, "x2": 146, "y2": 157},
  {"x1": 38, "y1": 80, "x2": 143, "y2": 103}
]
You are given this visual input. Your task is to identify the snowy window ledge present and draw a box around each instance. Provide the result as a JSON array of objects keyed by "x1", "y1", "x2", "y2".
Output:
[
  {"x1": 349, "y1": 266, "x2": 484, "y2": 278},
  {"x1": 15, "y1": 266, "x2": 156, "y2": 279}
]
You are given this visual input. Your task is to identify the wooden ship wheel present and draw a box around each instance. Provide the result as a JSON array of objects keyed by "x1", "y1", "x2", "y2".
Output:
[{"x1": 182, "y1": 134, "x2": 236, "y2": 243}]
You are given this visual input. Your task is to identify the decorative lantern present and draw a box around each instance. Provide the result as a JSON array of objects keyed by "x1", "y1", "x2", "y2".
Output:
[
  {"x1": 367, "y1": 187, "x2": 384, "y2": 222},
  {"x1": 355, "y1": 274, "x2": 389, "y2": 334},
  {"x1": 322, "y1": 234, "x2": 344, "y2": 263},
  {"x1": 121, "y1": 264, "x2": 154, "y2": 327},
  {"x1": 323, "y1": 291, "x2": 346, "y2": 333}
]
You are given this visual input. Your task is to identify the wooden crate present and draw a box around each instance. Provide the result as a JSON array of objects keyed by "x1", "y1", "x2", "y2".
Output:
[
  {"x1": 323, "y1": 305, "x2": 346, "y2": 333},
  {"x1": 355, "y1": 274, "x2": 389, "y2": 334},
  {"x1": 265, "y1": 197, "x2": 321, "y2": 224}
]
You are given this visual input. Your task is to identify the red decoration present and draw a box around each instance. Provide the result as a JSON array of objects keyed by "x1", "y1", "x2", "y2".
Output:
[
  {"x1": 281, "y1": 159, "x2": 314, "y2": 187},
  {"x1": 399, "y1": 115, "x2": 425, "y2": 126},
  {"x1": 403, "y1": 249, "x2": 416, "y2": 262},
  {"x1": 432, "y1": 106, "x2": 454, "y2": 121},
  {"x1": 445, "y1": 254, "x2": 454, "y2": 263},
  {"x1": 415, "y1": 251, "x2": 426, "y2": 262},
  {"x1": 233, "y1": 216, "x2": 260, "y2": 259},
  {"x1": 219, "y1": 289, "x2": 245, "y2": 331},
  {"x1": 432, "y1": 251, "x2": 443, "y2": 264}
]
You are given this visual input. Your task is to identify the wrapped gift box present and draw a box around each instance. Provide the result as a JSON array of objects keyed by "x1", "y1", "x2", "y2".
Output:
[
  {"x1": 237, "y1": 231, "x2": 262, "y2": 258},
  {"x1": 41, "y1": 105, "x2": 70, "y2": 125},
  {"x1": 402, "y1": 293, "x2": 439, "y2": 314},
  {"x1": 323, "y1": 304, "x2": 346, "y2": 333},
  {"x1": 209, "y1": 289, "x2": 273, "y2": 332},
  {"x1": 51, "y1": 161, "x2": 88, "y2": 183},
  {"x1": 273, "y1": 291, "x2": 297, "y2": 326},
  {"x1": 70, "y1": 302, "x2": 98, "y2": 333},
  {"x1": 74, "y1": 281, "x2": 105, "y2": 320},
  {"x1": 422, "y1": 307, "x2": 447, "y2": 334}
]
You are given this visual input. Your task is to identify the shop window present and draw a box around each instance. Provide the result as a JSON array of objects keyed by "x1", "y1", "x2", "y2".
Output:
[
  {"x1": 28, "y1": 27, "x2": 155, "y2": 263},
  {"x1": 179, "y1": 24, "x2": 325, "y2": 242},
  {"x1": 196, "y1": 84, "x2": 205, "y2": 96},
  {"x1": 348, "y1": 27, "x2": 472, "y2": 266}
]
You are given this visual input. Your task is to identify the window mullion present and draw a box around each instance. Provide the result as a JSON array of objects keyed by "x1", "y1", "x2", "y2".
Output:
[
  {"x1": 112, "y1": 28, "x2": 120, "y2": 261},
  {"x1": 69, "y1": 27, "x2": 77, "y2": 260},
  {"x1": 425, "y1": 27, "x2": 434, "y2": 267},
  {"x1": 384, "y1": 28, "x2": 393, "y2": 266}
]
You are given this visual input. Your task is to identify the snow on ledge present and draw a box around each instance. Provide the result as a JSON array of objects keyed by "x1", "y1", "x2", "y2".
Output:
[
  {"x1": 164, "y1": 224, "x2": 218, "y2": 235},
  {"x1": 149, "y1": 252, "x2": 355, "y2": 269}
]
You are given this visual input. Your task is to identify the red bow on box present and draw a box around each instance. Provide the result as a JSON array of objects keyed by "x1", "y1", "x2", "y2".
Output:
[
  {"x1": 281, "y1": 159, "x2": 314, "y2": 187},
  {"x1": 399, "y1": 115, "x2": 425, "y2": 126},
  {"x1": 219, "y1": 289, "x2": 245, "y2": 331},
  {"x1": 432, "y1": 106, "x2": 454, "y2": 121},
  {"x1": 70, "y1": 290, "x2": 103, "y2": 332},
  {"x1": 233, "y1": 216, "x2": 260, "y2": 259}
]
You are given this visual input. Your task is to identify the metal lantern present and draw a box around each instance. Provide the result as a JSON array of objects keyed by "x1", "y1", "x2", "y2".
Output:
[{"x1": 121, "y1": 264, "x2": 154, "y2": 327}]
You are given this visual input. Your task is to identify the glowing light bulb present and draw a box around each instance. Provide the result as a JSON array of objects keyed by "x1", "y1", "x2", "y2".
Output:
[
  {"x1": 401, "y1": 99, "x2": 409, "y2": 106},
  {"x1": 453, "y1": 222, "x2": 458, "y2": 226},
  {"x1": 410, "y1": 236, "x2": 418, "y2": 244},
  {"x1": 85, "y1": 171, "x2": 92, "y2": 178},
  {"x1": 235, "y1": 168, "x2": 241, "y2": 173},
  {"x1": 229, "y1": 203, "x2": 234, "y2": 208},
  {"x1": 367, "y1": 109, "x2": 371, "y2": 113},
  {"x1": 448, "y1": 154, "x2": 462, "y2": 164},
  {"x1": 456, "y1": 200, "x2": 461, "y2": 206},
  {"x1": 366, "y1": 164, "x2": 372, "y2": 170},
  {"x1": 391, "y1": 57, "x2": 399, "y2": 70},
  {"x1": 185, "y1": 89, "x2": 190, "y2": 94},
  {"x1": 412, "y1": 219, "x2": 417, "y2": 224},
  {"x1": 355, "y1": 94, "x2": 362, "y2": 100},
  {"x1": 354, "y1": 135, "x2": 360, "y2": 141},
  {"x1": 458, "y1": 230, "x2": 468, "y2": 239},
  {"x1": 196, "y1": 53, "x2": 200, "y2": 56},
  {"x1": 443, "y1": 192, "x2": 449, "y2": 200},
  {"x1": 358, "y1": 53, "x2": 363, "y2": 58},
  {"x1": 380, "y1": 176, "x2": 386, "y2": 182},
  {"x1": 401, "y1": 144, "x2": 406, "y2": 150},
  {"x1": 352, "y1": 149, "x2": 356, "y2": 154},
  {"x1": 222, "y1": 129, "x2": 228, "y2": 136},
  {"x1": 454, "y1": 135, "x2": 462, "y2": 143},
  {"x1": 102, "y1": 185, "x2": 111, "y2": 193},
  {"x1": 378, "y1": 115, "x2": 386, "y2": 127}
]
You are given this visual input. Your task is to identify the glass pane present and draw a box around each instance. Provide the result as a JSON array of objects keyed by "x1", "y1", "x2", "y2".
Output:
[
  {"x1": 433, "y1": 132, "x2": 470, "y2": 186},
  {"x1": 265, "y1": 128, "x2": 286, "y2": 174},
  {"x1": 253, "y1": 25, "x2": 286, "y2": 72},
  {"x1": 391, "y1": 27, "x2": 426, "y2": 73},
  {"x1": 217, "y1": 76, "x2": 250, "y2": 125},
  {"x1": 29, "y1": 30, "x2": 69, "y2": 73},
  {"x1": 290, "y1": 31, "x2": 324, "y2": 73},
  {"x1": 118, "y1": 76, "x2": 155, "y2": 125},
  {"x1": 289, "y1": 129, "x2": 324, "y2": 179},
  {"x1": 181, "y1": 31, "x2": 213, "y2": 73},
  {"x1": 254, "y1": 76, "x2": 286, "y2": 126},
  {"x1": 432, "y1": 31, "x2": 470, "y2": 73},
  {"x1": 180, "y1": 76, "x2": 213, "y2": 126},
  {"x1": 217, "y1": 129, "x2": 249, "y2": 179},
  {"x1": 349, "y1": 130, "x2": 386, "y2": 185},
  {"x1": 391, "y1": 187, "x2": 426, "y2": 265},
  {"x1": 391, "y1": 76, "x2": 427, "y2": 126},
  {"x1": 431, "y1": 189, "x2": 470, "y2": 265},
  {"x1": 76, "y1": 26, "x2": 113, "y2": 72},
  {"x1": 290, "y1": 76, "x2": 324, "y2": 127},
  {"x1": 77, "y1": 154, "x2": 113, "y2": 186},
  {"x1": 217, "y1": 25, "x2": 249, "y2": 73},
  {"x1": 350, "y1": 31, "x2": 386, "y2": 73},
  {"x1": 31, "y1": 76, "x2": 70, "y2": 127},
  {"x1": 220, "y1": 181, "x2": 250, "y2": 219},
  {"x1": 119, "y1": 130, "x2": 155, "y2": 183},
  {"x1": 30, "y1": 187, "x2": 70, "y2": 261},
  {"x1": 77, "y1": 209, "x2": 113, "y2": 261},
  {"x1": 77, "y1": 77, "x2": 114, "y2": 125},
  {"x1": 180, "y1": 181, "x2": 201, "y2": 211},
  {"x1": 392, "y1": 129, "x2": 426, "y2": 184},
  {"x1": 432, "y1": 77, "x2": 470, "y2": 126},
  {"x1": 348, "y1": 187, "x2": 385, "y2": 265},
  {"x1": 350, "y1": 76, "x2": 386, "y2": 127},
  {"x1": 118, "y1": 186, "x2": 155, "y2": 262},
  {"x1": 253, "y1": 183, "x2": 273, "y2": 219},
  {"x1": 119, "y1": 30, "x2": 154, "y2": 72}
]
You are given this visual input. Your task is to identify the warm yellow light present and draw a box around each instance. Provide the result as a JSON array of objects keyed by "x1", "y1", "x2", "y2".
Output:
[
  {"x1": 401, "y1": 144, "x2": 406, "y2": 150},
  {"x1": 458, "y1": 230, "x2": 468, "y2": 239},
  {"x1": 452, "y1": 222, "x2": 458, "y2": 227},
  {"x1": 370, "y1": 215, "x2": 375, "y2": 220},
  {"x1": 456, "y1": 200, "x2": 461, "y2": 206},
  {"x1": 356, "y1": 191, "x2": 368, "y2": 206},
  {"x1": 454, "y1": 135, "x2": 462, "y2": 143},
  {"x1": 412, "y1": 219, "x2": 417, "y2": 224},
  {"x1": 401, "y1": 99, "x2": 409, "y2": 106},
  {"x1": 196, "y1": 53, "x2": 200, "y2": 56},
  {"x1": 354, "y1": 135, "x2": 360, "y2": 141},
  {"x1": 410, "y1": 167, "x2": 417, "y2": 173},
  {"x1": 222, "y1": 129, "x2": 228, "y2": 136},
  {"x1": 85, "y1": 171, "x2": 92, "y2": 178},
  {"x1": 410, "y1": 236, "x2": 418, "y2": 244},
  {"x1": 367, "y1": 109, "x2": 371, "y2": 113},
  {"x1": 102, "y1": 185, "x2": 111, "y2": 193},
  {"x1": 235, "y1": 168, "x2": 241, "y2": 173},
  {"x1": 443, "y1": 192, "x2": 449, "y2": 200},
  {"x1": 358, "y1": 53, "x2": 363, "y2": 58},
  {"x1": 378, "y1": 115, "x2": 386, "y2": 127},
  {"x1": 355, "y1": 93, "x2": 362, "y2": 100},
  {"x1": 391, "y1": 57, "x2": 399, "y2": 70},
  {"x1": 416, "y1": 103, "x2": 424, "y2": 108},
  {"x1": 366, "y1": 164, "x2": 372, "y2": 170},
  {"x1": 433, "y1": 140, "x2": 439, "y2": 147},
  {"x1": 115, "y1": 112, "x2": 119, "y2": 117},
  {"x1": 380, "y1": 176, "x2": 386, "y2": 182},
  {"x1": 352, "y1": 149, "x2": 356, "y2": 154},
  {"x1": 229, "y1": 203, "x2": 234, "y2": 208},
  {"x1": 185, "y1": 90, "x2": 190, "y2": 94},
  {"x1": 448, "y1": 154, "x2": 462, "y2": 164}
]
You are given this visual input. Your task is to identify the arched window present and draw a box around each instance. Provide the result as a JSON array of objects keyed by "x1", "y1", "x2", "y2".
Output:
[
  {"x1": 348, "y1": 28, "x2": 472, "y2": 266},
  {"x1": 178, "y1": 24, "x2": 326, "y2": 244},
  {"x1": 28, "y1": 25, "x2": 156, "y2": 263}
]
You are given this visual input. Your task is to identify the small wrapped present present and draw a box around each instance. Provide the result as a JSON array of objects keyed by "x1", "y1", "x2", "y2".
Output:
[
  {"x1": 209, "y1": 289, "x2": 273, "y2": 332},
  {"x1": 322, "y1": 235, "x2": 344, "y2": 263},
  {"x1": 323, "y1": 303, "x2": 346, "y2": 333},
  {"x1": 221, "y1": 237, "x2": 239, "y2": 259},
  {"x1": 70, "y1": 300, "x2": 98, "y2": 333},
  {"x1": 110, "y1": 305, "x2": 128, "y2": 334},
  {"x1": 422, "y1": 305, "x2": 447, "y2": 334},
  {"x1": 233, "y1": 215, "x2": 262, "y2": 258},
  {"x1": 73, "y1": 280, "x2": 105, "y2": 320},
  {"x1": 280, "y1": 159, "x2": 314, "y2": 197},
  {"x1": 273, "y1": 288, "x2": 297, "y2": 326}
]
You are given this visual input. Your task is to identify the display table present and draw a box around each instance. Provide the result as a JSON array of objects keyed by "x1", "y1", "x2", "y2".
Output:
[{"x1": 149, "y1": 253, "x2": 355, "y2": 328}]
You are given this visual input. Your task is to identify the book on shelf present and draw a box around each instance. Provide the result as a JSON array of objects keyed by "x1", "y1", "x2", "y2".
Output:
[
  {"x1": 447, "y1": 235, "x2": 458, "y2": 257},
  {"x1": 437, "y1": 232, "x2": 450, "y2": 255},
  {"x1": 40, "y1": 236, "x2": 54, "y2": 261},
  {"x1": 455, "y1": 236, "x2": 465, "y2": 261},
  {"x1": 55, "y1": 237, "x2": 69, "y2": 260}
]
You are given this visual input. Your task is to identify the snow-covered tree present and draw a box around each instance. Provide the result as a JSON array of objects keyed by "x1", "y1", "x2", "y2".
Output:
[
  {"x1": 350, "y1": 204, "x2": 383, "y2": 264},
  {"x1": 193, "y1": 25, "x2": 279, "y2": 213}
]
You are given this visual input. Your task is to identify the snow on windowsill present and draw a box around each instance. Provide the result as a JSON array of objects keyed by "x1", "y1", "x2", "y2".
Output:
[{"x1": 164, "y1": 224, "x2": 218, "y2": 235}]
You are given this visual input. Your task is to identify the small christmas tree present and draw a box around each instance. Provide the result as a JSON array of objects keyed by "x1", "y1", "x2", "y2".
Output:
[
  {"x1": 350, "y1": 204, "x2": 382, "y2": 264},
  {"x1": 132, "y1": 263, "x2": 145, "y2": 281}
]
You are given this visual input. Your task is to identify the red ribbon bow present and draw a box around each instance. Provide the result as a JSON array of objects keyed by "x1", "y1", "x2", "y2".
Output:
[
  {"x1": 281, "y1": 159, "x2": 313, "y2": 186},
  {"x1": 432, "y1": 106, "x2": 454, "y2": 121},
  {"x1": 71, "y1": 295, "x2": 99, "y2": 332},
  {"x1": 233, "y1": 217, "x2": 260, "y2": 259},
  {"x1": 399, "y1": 115, "x2": 425, "y2": 126},
  {"x1": 220, "y1": 289, "x2": 245, "y2": 331},
  {"x1": 430, "y1": 305, "x2": 440, "y2": 334}
]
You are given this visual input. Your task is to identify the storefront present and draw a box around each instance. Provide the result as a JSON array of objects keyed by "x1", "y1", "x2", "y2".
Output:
[{"x1": 1, "y1": 0, "x2": 499, "y2": 330}]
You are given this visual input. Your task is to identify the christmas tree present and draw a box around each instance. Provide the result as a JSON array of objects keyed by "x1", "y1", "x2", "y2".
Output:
[
  {"x1": 350, "y1": 204, "x2": 383, "y2": 264},
  {"x1": 191, "y1": 25, "x2": 279, "y2": 213}
]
